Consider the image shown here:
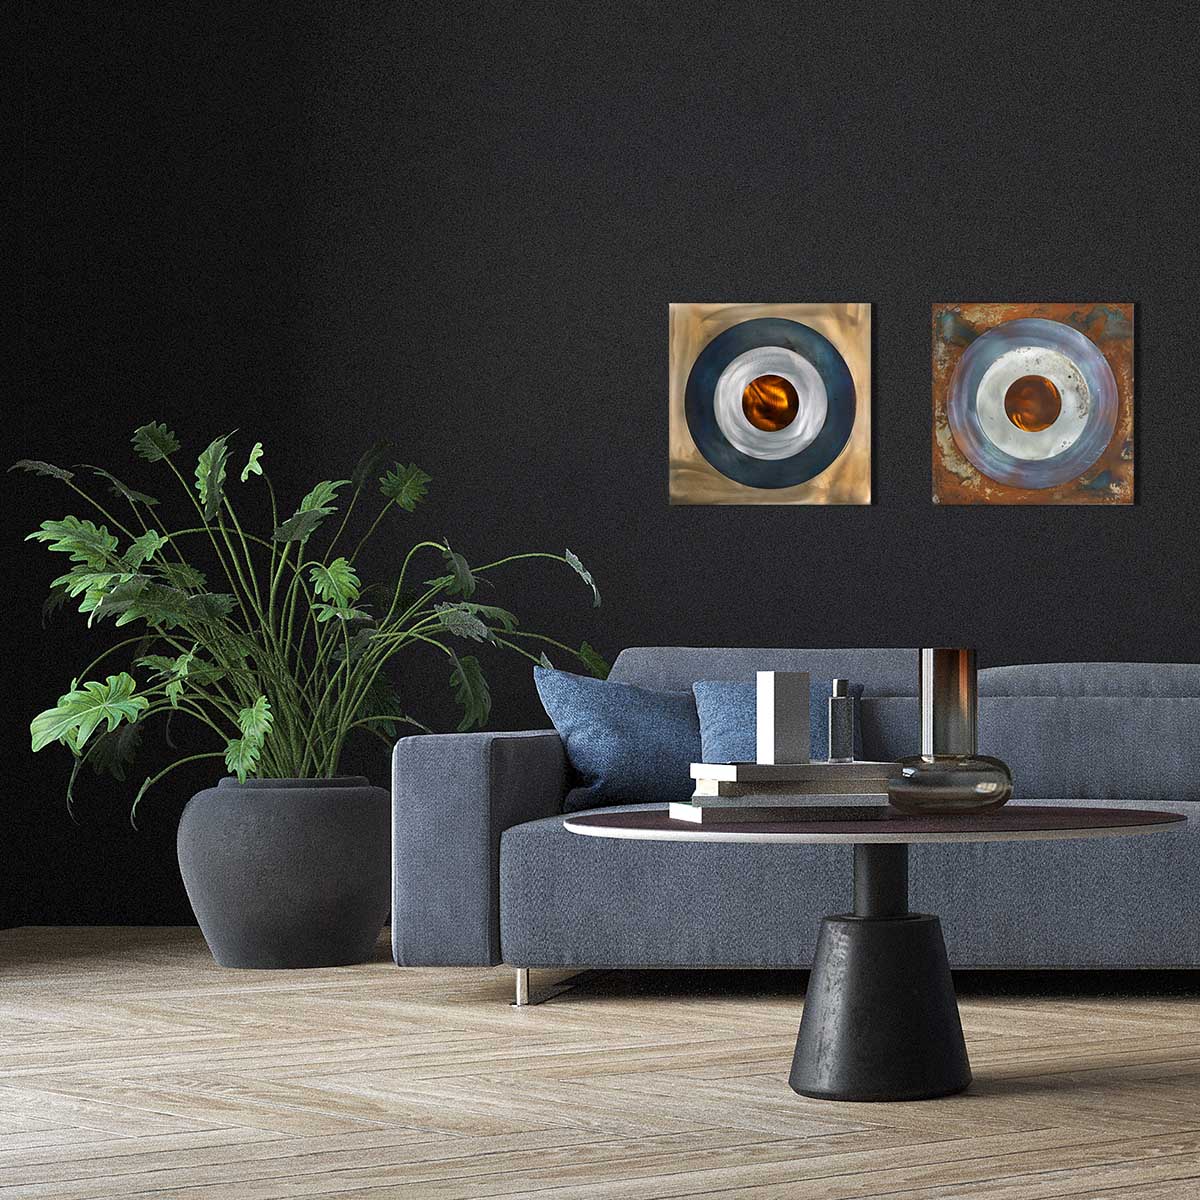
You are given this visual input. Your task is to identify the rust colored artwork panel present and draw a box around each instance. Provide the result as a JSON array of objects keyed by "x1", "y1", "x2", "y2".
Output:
[
  {"x1": 669, "y1": 303, "x2": 871, "y2": 505},
  {"x1": 931, "y1": 302, "x2": 1133, "y2": 505}
]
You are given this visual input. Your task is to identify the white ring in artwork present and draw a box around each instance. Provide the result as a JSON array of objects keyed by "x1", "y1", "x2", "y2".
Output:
[
  {"x1": 974, "y1": 346, "x2": 1091, "y2": 462},
  {"x1": 713, "y1": 347, "x2": 828, "y2": 461}
]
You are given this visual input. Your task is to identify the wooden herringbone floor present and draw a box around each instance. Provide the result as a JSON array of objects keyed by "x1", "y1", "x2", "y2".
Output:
[{"x1": 0, "y1": 929, "x2": 1197, "y2": 1198}]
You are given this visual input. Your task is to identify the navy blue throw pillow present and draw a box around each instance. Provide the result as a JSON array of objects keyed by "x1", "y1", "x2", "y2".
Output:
[
  {"x1": 534, "y1": 667, "x2": 701, "y2": 812},
  {"x1": 692, "y1": 679, "x2": 865, "y2": 763}
]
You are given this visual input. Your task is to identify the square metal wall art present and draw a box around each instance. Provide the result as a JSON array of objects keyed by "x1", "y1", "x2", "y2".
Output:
[
  {"x1": 931, "y1": 302, "x2": 1134, "y2": 505},
  {"x1": 669, "y1": 303, "x2": 871, "y2": 505}
]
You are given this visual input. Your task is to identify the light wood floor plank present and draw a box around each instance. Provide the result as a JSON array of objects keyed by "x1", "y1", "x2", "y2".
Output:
[{"x1": 0, "y1": 927, "x2": 1196, "y2": 1200}]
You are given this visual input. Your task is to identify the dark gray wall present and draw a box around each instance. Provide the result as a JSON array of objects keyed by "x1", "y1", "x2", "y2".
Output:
[{"x1": 15, "y1": 5, "x2": 1200, "y2": 925}]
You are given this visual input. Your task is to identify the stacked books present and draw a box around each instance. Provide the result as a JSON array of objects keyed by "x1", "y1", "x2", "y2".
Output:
[{"x1": 669, "y1": 760, "x2": 902, "y2": 824}]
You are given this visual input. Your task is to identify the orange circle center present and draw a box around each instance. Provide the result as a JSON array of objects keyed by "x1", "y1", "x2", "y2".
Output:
[
  {"x1": 742, "y1": 374, "x2": 799, "y2": 432},
  {"x1": 1004, "y1": 375, "x2": 1062, "y2": 432}
]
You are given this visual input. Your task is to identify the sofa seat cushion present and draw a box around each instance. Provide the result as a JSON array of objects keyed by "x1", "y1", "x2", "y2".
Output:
[
  {"x1": 499, "y1": 799, "x2": 1200, "y2": 969},
  {"x1": 500, "y1": 803, "x2": 846, "y2": 969}
]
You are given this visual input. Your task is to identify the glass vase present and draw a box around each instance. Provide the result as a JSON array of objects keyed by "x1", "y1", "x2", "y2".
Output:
[
  {"x1": 887, "y1": 753, "x2": 1013, "y2": 815},
  {"x1": 885, "y1": 647, "x2": 1013, "y2": 816}
]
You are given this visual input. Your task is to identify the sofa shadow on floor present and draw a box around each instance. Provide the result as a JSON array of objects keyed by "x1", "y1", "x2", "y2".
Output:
[{"x1": 528, "y1": 967, "x2": 1200, "y2": 1004}]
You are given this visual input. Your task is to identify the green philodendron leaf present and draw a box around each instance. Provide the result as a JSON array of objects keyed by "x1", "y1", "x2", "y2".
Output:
[
  {"x1": 538, "y1": 652, "x2": 554, "y2": 669},
  {"x1": 351, "y1": 439, "x2": 396, "y2": 490},
  {"x1": 131, "y1": 422, "x2": 180, "y2": 462},
  {"x1": 86, "y1": 467, "x2": 159, "y2": 507},
  {"x1": 79, "y1": 583, "x2": 122, "y2": 621},
  {"x1": 434, "y1": 602, "x2": 490, "y2": 642},
  {"x1": 380, "y1": 463, "x2": 431, "y2": 511},
  {"x1": 309, "y1": 558, "x2": 360, "y2": 607},
  {"x1": 355, "y1": 676, "x2": 408, "y2": 739},
  {"x1": 185, "y1": 660, "x2": 226, "y2": 687},
  {"x1": 272, "y1": 480, "x2": 348, "y2": 542},
  {"x1": 450, "y1": 653, "x2": 490, "y2": 732},
  {"x1": 578, "y1": 641, "x2": 611, "y2": 680},
  {"x1": 129, "y1": 774, "x2": 155, "y2": 828},
  {"x1": 11, "y1": 459, "x2": 75, "y2": 481},
  {"x1": 123, "y1": 530, "x2": 168, "y2": 570},
  {"x1": 224, "y1": 736, "x2": 261, "y2": 782},
  {"x1": 237, "y1": 695, "x2": 273, "y2": 741},
  {"x1": 87, "y1": 721, "x2": 143, "y2": 782},
  {"x1": 92, "y1": 580, "x2": 178, "y2": 628},
  {"x1": 30, "y1": 673, "x2": 149, "y2": 753},
  {"x1": 440, "y1": 545, "x2": 476, "y2": 598},
  {"x1": 87, "y1": 576, "x2": 150, "y2": 626},
  {"x1": 272, "y1": 508, "x2": 333, "y2": 542},
  {"x1": 135, "y1": 654, "x2": 180, "y2": 675},
  {"x1": 185, "y1": 592, "x2": 237, "y2": 623},
  {"x1": 240, "y1": 442, "x2": 264, "y2": 482},
  {"x1": 300, "y1": 479, "x2": 349, "y2": 512},
  {"x1": 194, "y1": 435, "x2": 231, "y2": 521},
  {"x1": 90, "y1": 580, "x2": 229, "y2": 631},
  {"x1": 565, "y1": 548, "x2": 601, "y2": 608},
  {"x1": 52, "y1": 565, "x2": 118, "y2": 600},
  {"x1": 331, "y1": 626, "x2": 377, "y2": 662},
  {"x1": 47, "y1": 563, "x2": 129, "y2": 623},
  {"x1": 42, "y1": 585, "x2": 70, "y2": 626},
  {"x1": 312, "y1": 603, "x2": 371, "y2": 623},
  {"x1": 138, "y1": 649, "x2": 193, "y2": 707},
  {"x1": 136, "y1": 649, "x2": 221, "y2": 710},
  {"x1": 27, "y1": 517, "x2": 119, "y2": 568},
  {"x1": 153, "y1": 561, "x2": 206, "y2": 591},
  {"x1": 224, "y1": 695, "x2": 272, "y2": 782},
  {"x1": 460, "y1": 602, "x2": 518, "y2": 631}
]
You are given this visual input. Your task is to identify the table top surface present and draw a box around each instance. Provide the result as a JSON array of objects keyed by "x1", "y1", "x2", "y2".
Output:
[{"x1": 562, "y1": 804, "x2": 1187, "y2": 845}]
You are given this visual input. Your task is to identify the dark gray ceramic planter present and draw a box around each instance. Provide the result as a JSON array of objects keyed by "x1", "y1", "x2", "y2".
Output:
[{"x1": 178, "y1": 776, "x2": 390, "y2": 969}]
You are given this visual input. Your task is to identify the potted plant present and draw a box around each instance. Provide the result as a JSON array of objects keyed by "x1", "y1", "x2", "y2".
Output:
[{"x1": 18, "y1": 426, "x2": 603, "y2": 968}]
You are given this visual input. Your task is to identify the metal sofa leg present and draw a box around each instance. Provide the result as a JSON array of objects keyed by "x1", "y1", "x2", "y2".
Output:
[{"x1": 511, "y1": 967, "x2": 601, "y2": 1006}]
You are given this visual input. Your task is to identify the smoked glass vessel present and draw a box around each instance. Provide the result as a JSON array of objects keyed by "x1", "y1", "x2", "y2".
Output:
[
  {"x1": 885, "y1": 647, "x2": 1014, "y2": 816},
  {"x1": 887, "y1": 753, "x2": 1012, "y2": 815}
]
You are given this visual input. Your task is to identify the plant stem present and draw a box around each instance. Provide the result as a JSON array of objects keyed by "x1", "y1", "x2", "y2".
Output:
[
  {"x1": 130, "y1": 751, "x2": 226, "y2": 828},
  {"x1": 348, "y1": 499, "x2": 394, "y2": 562},
  {"x1": 322, "y1": 484, "x2": 361, "y2": 563},
  {"x1": 64, "y1": 480, "x2": 139, "y2": 541}
]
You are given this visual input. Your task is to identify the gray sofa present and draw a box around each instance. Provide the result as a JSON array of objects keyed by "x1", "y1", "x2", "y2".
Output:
[{"x1": 392, "y1": 648, "x2": 1200, "y2": 974}]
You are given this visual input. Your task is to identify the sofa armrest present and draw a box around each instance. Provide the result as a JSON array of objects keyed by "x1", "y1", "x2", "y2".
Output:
[{"x1": 392, "y1": 730, "x2": 566, "y2": 966}]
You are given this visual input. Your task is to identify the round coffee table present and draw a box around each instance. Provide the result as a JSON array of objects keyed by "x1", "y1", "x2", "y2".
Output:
[{"x1": 563, "y1": 803, "x2": 1185, "y2": 1103}]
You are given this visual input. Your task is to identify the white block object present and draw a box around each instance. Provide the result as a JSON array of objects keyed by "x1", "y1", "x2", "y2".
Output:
[{"x1": 756, "y1": 671, "x2": 810, "y2": 765}]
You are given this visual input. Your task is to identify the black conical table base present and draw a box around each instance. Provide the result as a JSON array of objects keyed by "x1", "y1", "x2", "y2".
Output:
[
  {"x1": 789, "y1": 843, "x2": 972, "y2": 1102},
  {"x1": 790, "y1": 912, "x2": 971, "y2": 1101}
]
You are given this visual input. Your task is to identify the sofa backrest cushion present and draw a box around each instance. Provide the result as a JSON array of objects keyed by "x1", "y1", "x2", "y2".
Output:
[
  {"x1": 605, "y1": 652, "x2": 1200, "y2": 801},
  {"x1": 610, "y1": 647, "x2": 918, "y2": 695},
  {"x1": 978, "y1": 663, "x2": 1200, "y2": 801}
]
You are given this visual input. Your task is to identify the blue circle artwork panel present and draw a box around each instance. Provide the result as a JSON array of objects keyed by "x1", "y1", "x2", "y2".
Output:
[{"x1": 684, "y1": 317, "x2": 856, "y2": 489}]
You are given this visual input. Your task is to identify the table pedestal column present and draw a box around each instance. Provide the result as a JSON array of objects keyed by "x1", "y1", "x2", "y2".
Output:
[{"x1": 789, "y1": 843, "x2": 972, "y2": 1102}]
